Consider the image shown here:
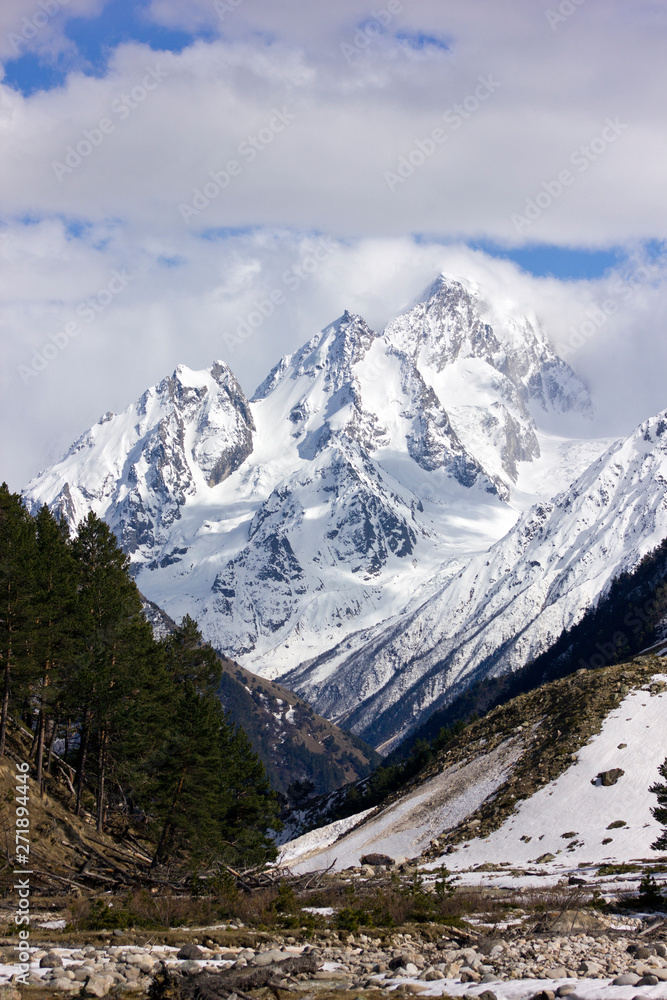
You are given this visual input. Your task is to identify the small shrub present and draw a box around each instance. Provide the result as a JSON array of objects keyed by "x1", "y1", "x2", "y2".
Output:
[
  {"x1": 335, "y1": 907, "x2": 364, "y2": 932},
  {"x1": 638, "y1": 874, "x2": 663, "y2": 908},
  {"x1": 598, "y1": 863, "x2": 640, "y2": 876}
]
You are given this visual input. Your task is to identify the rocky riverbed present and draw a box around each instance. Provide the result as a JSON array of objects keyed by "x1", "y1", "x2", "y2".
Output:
[{"x1": 3, "y1": 912, "x2": 667, "y2": 999}]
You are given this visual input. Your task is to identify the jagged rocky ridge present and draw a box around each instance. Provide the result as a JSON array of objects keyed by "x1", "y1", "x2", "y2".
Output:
[
  {"x1": 24, "y1": 273, "x2": 609, "y2": 747},
  {"x1": 288, "y1": 411, "x2": 667, "y2": 749}
]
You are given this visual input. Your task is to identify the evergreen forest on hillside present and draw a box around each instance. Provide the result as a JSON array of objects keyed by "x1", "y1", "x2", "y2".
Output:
[{"x1": 0, "y1": 483, "x2": 280, "y2": 870}]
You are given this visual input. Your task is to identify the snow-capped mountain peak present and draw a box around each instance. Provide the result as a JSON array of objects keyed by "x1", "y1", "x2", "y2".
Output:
[
  {"x1": 24, "y1": 360, "x2": 255, "y2": 554},
  {"x1": 23, "y1": 273, "x2": 611, "y2": 723}
]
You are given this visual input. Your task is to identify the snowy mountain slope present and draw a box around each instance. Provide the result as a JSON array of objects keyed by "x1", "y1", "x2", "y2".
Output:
[
  {"x1": 284, "y1": 411, "x2": 667, "y2": 749},
  {"x1": 25, "y1": 361, "x2": 255, "y2": 560},
  {"x1": 434, "y1": 678, "x2": 667, "y2": 877},
  {"x1": 23, "y1": 273, "x2": 599, "y2": 689},
  {"x1": 384, "y1": 274, "x2": 593, "y2": 487},
  {"x1": 278, "y1": 661, "x2": 667, "y2": 877},
  {"x1": 280, "y1": 735, "x2": 524, "y2": 870}
]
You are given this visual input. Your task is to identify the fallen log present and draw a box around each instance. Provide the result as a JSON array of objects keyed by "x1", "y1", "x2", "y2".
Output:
[{"x1": 149, "y1": 955, "x2": 318, "y2": 1000}]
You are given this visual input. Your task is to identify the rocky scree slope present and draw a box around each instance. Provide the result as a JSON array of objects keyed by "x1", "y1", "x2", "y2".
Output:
[{"x1": 279, "y1": 657, "x2": 667, "y2": 875}]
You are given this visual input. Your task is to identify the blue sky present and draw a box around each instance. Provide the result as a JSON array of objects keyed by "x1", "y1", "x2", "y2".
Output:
[
  {"x1": 3, "y1": 0, "x2": 210, "y2": 95},
  {"x1": 470, "y1": 244, "x2": 623, "y2": 282},
  {"x1": 0, "y1": 1, "x2": 645, "y2": 282},
  {"x1": 1, "y1": 0, "x2": 666, "y2": 487}
]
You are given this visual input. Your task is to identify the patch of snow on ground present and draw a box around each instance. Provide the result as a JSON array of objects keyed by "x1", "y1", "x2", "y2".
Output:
[
  {"x1": 425, "y1": 678, "x2": 667, "y2": 882},
  {"x1": 278, "y1": 808, "x2": 375, "y2": 866},
  {"x1": 282, "y1": 737, "x2": 523, "y2": 873},
  {"x1": 383, "y1": 978, "x2": 667, "y2": 999}
]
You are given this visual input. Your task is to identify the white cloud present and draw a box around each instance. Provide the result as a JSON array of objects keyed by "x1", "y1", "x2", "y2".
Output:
[
  {"x1": 0, "y1": 0, "x2": 106, "y2": 64},
  {"x1": 1, "y1": 1, "x2": 667, "y2": 489},
  {"x1": 0, "y1": 2, "x2": 665, "y2": 241},
  {"x1": 3, "y1": 225, "x2": 667, "y2": 492}
]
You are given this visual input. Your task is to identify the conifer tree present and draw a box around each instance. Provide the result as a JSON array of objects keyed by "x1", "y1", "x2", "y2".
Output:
[
  {"x1": 31, "y1": 505, "x2": 78, "y2": 790},
  {"x1": 163, "y1": 614, "x2": 222, "y2": 691},
  {"x1": 147, "y1": 617, "x2": 280, "y2": 867},
  {"x1": 215, "y1": 720, "x2": 281, "y2": 866},
  {"x1": 0, "y1": 485, "x2": 36, "y2": 757},
  {"x1": 71, "y1": 512, "x2": 153, "y2": 829},
  {"x1": 651, "y1": 760, "x2": 667, "y2": 851}
]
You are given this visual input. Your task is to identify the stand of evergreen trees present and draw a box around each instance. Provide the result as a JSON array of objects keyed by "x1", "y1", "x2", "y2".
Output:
[{"x1": 0, "y1": 484, "x2": 280, "y2": 869}]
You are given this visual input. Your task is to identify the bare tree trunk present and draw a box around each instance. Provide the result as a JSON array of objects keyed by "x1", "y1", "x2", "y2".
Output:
[
  {"x1": 152, "y1": 772, "x2": 186, "y2": 868},
  {"x1": 46, "y1": 711, "x2": 58, "y2": 775},
  {"x1": 96, "y1": 729, "x2": 106, "y2": 833},
  {"x1": 29, "y1": 718, "x2": 39, "y2": 758},
  {"x1": 0, "y1": 657, "x2": 10, "y2": 759},
  {"x1": 36, "y1": 662, "x2": 51, "y2": 793},
  {"x1": 35, "y1": 710, "x2": 46, "y2": 795},
  {"x1": 76, "y1": 709, "x2": 90, "y2": 817}
]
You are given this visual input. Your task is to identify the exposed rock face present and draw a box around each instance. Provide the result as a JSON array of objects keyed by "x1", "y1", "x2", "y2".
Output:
[
  {"x1": 288, "y1": 410, "x2": 667, "y2": 747},
  {"x1": 23, "y1": 362, "x2": 255, "y2": 565}
]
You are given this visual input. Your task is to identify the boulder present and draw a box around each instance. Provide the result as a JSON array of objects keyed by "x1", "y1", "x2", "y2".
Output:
[
  {"x1": 51, "y1": 979, "x2": 79, "y2": 993},
  {"x1": 82, "y1": 976, "x2": 110, "y2": 998},
  {"x1": 181, "y1": 961, "x2": 203, "y2": 976},
  {"x1": 592, "y1": 768, "x2": 625, "y2": 786},
  {"x1": 40, "y1": 952, "x2": 64, "y2": 968},
  {"x1": 578, "y1": 959, "x2": 603, "y2": 976},
  {"x1": 360, "y1": 853, "x2": 394, "y2": 866},
  {"x1": 611, "y1": 973, "x2": 640, "y2": 986},
  {"x1": 543, "y1": 966, "x2": 570, "y2": 979},
  {"x1": 548, "y1": 909, "x2": 605, "y2": 933},
  {"x1": 177, "y1": 944, "x2": 203, "y2": 960},
  {"x1": 252, "y1": 948, "x2": 288, "y2": 966}
]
